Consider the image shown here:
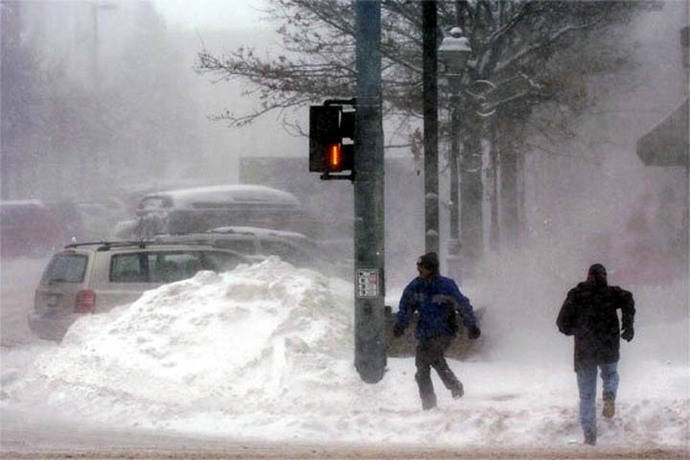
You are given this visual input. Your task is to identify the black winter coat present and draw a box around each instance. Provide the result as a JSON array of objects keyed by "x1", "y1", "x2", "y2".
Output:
[{"x1": 557, "y1": 281, "x2": 635, "y2": 371}]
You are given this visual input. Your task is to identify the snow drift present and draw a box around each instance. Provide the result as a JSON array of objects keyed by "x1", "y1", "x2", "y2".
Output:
[{"x1": 2, "y1": 257, "x2": 687, "y2": 448}]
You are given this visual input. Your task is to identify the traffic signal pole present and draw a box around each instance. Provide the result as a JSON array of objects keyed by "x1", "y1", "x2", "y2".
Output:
[
  {"x1": 422, "y1": 0, "x2": 440, "y2": 255},
  {"x1": 353, "y1": 0, "x2": 386, "y2": 383}
]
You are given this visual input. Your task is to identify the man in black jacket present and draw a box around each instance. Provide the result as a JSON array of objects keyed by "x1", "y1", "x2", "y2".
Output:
[{"x1": 557, "y1": 263, "x2": 635, "y2": 446}]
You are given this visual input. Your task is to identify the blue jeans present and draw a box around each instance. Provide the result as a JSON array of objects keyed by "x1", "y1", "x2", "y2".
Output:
[{"x1": 576, "y1": 361, "x2": 619, "y2": 433}]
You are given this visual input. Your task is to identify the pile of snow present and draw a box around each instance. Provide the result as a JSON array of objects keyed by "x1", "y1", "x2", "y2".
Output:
[{"x1": 2, "y1": 257, "x2": 688, "y2": 448}]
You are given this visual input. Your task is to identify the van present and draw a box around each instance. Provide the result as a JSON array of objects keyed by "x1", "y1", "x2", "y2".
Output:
[{"x1": 113, "y1": 185, "x2": 316, "y2": 239}]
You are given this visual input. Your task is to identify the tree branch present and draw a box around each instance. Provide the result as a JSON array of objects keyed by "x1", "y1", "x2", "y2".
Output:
[{"x1": 495, "y1": 19, "x2": 602, "y2": 74}]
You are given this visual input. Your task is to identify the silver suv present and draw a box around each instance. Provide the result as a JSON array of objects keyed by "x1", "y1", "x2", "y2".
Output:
[
  {"x1": 28, "y1": 241, "x2": 250, "y2": 341},
  {"x1": 153, "y1": 226, "x2": 350, "y2": 279}
]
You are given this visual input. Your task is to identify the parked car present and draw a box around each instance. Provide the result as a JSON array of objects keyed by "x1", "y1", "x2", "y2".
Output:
[
  {"x1": 0, "y1": 200, "x2": 66, "y2": 258},
  {"x1": 153, "y1": 226, "x2": 351, "y2": 279},
  {"x1": 111, "y1": 184, "x2": 318, "y2": 239},
  {"x1": 28, "y1": 241, "x2": 251, "y2": 341}
]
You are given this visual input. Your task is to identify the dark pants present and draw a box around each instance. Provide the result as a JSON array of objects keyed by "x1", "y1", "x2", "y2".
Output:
[{"x1": 415, "y1": 334, "x2": 461, "y2": 409}]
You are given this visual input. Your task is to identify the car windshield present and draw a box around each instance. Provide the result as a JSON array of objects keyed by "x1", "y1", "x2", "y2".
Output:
[{"x1": 41, "y1": 254, "x2": 88, "y2": 283}]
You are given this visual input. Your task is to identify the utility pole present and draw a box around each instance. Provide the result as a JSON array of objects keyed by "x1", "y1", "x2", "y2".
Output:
[
  {"x1": 422, "y1": 0, "x2": 440, "y2": 255},
  {"x1": 353, "y1": 0, "x2": 386, "y2": 383}
]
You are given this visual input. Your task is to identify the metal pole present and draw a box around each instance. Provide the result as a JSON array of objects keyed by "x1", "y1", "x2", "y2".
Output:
[
  {"x1": 447, "y1": 78, "x2": 461, "y2": 280},
  {"x1": 423, "y1": 0, "x2": 439, "y2": 255},
  {"x1": 353, "y1": 0, "x2": 386, "y2": 384},
  {"x1": 682, "y1": 26, "x2": 689, "y2": 280}
]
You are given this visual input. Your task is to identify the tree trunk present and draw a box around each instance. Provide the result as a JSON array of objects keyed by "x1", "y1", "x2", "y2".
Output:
[
  {"x1": 517, "y1": 144, "x2": 526, "y2": 245},
  {"x1": 500, "y1": 117, "x2": 519, "y2": 248},
  {"x1": 488, "y1": 117, "x2": 500, "y2": 251},
  {"x1": 460, "y1": 123, "x2": 483, "y2": 267}
]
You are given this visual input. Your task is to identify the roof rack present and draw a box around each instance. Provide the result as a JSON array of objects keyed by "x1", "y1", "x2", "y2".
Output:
[
  {"x1": 64, "y1": 239, "x2": 221, "y2": 252},
  {"x1": 64, "y1": 240, "x2": 153, "y2": 251}
]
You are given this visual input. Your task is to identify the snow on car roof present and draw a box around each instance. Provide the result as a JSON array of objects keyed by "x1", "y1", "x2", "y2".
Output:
[
  {"x1": 144, "y1": 185, "x2": 301, "y2": 208},
  {"x1": 208, "y1": 226, "x2": 311, "y2": 241}
]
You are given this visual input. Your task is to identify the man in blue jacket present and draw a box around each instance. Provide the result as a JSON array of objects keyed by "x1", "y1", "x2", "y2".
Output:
[{"x1": 393, "y1": 252, "x2": 481, "y2": 410}]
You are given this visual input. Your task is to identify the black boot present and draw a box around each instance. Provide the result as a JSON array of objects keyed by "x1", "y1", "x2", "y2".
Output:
[
  {"x1": 451, "y1": 381, "x2": 464, "y2": 399},
  {"x1": 584, "y1": 429, "x2": 597, "y2": 446},
  {"x1": 416, "y1": 371, "x2": 437, "y2": 410},
  {"x1": 421, "y1": 392, "x2": 437, "y2": 410}
]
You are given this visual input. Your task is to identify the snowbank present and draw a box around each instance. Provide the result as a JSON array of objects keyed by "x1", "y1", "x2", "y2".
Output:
[{"x1": 2, "y1": 257, "x2": 687, "y2": 448}]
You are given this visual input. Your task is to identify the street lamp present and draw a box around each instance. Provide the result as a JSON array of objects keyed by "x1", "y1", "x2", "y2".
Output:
[{"x1": 438, "y1": 27, "x2": 471, "y2": 282}]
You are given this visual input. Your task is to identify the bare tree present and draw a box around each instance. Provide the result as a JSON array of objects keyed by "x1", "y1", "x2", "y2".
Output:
[{"x1": 196, "y1": 0, "x2": 658, "y2": 255}]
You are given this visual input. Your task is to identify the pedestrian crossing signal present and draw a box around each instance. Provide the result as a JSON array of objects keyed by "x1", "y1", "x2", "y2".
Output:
[
  {"x1": 309, "y1": 101, "x2": 355, "y2": 180},
  {"x1": 328, "y1": 143, "x2": 342, "y2": 170}
]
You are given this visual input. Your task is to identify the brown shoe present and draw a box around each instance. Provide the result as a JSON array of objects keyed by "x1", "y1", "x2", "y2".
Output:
[{"x1": 603, "y1": 399, "x2": 615, "y2": 418}]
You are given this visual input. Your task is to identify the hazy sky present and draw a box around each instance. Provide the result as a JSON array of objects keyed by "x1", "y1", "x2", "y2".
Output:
[
  {"x1": 147, "y1": 0, "x2": 301, "y2": 174},
  {"x1": 152, "y1": 0, "x2": 267, "y2": 31}
]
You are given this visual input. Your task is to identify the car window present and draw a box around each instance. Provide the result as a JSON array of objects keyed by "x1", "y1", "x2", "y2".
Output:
[
  {"x1": 148, "y1": 251, "x2": 205, "y2": 283},
  {"x1": 204, "y1": 251, "x2": 246, "y2": 272},
  {"x1": 212, "y1": 239, "x2": 256, "y2": 254},
  {"x1": 109, "y1": 250, "x2": 246, "y2": 284},
  {"x1": 260, "y1": 240, "x2": 310, "y2": 265},
  {"x1": 139, "y1": 197, "x2": 168, "y2": 210},
  {"x1": 110, "y1": 253, "x2": 148, "y2": 283},
  {"x1": 41, "y1": 254, "x2": 88, "y2": 283}
]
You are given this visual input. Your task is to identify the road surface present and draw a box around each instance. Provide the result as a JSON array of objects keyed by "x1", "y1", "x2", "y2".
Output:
[{"x1": 1, "y1": 407, "x2": 686, "y2": 459}]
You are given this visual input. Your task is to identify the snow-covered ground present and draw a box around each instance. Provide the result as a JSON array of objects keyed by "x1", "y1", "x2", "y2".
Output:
[{"x1": 1, "y1": 256, "x2": 688, "y2": 449}]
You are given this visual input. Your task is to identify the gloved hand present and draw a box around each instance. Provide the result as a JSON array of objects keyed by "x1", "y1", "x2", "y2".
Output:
[
  {"x1": 393, "y1": 323, "x2": 405, "y2": 337},
  {"x1": 467, "y1": 325, "x2": 481, "y2": 340},
  {"x1": 621, "y1": 327, "x2": 634, "y2": 342}
]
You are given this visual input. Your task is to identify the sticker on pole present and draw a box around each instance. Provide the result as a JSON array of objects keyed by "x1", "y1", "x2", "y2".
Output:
[{"x1": 357, "y1": 269, "x2": 379, "y2": 298}]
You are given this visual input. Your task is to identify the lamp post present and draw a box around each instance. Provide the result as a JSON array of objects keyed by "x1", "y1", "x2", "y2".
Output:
[{"x1": 438, "y1": 27, "x2": 471, "y2": 281}]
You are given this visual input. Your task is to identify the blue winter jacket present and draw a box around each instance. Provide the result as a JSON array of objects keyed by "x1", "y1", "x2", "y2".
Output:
[{"x1": 396, "y1": 275, "x2": 477, "y2": 340}]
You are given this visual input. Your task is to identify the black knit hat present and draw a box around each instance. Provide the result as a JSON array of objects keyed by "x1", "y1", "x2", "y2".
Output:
[
  {"x1": 587, "y1": 263, "x2": 607, "y2": 285},
  {"x1": 417, "y1": 252, "x2": 439, "y2": 273}
]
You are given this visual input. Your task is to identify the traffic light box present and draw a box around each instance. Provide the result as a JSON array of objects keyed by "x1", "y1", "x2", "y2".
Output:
[{"x1": 309, "y1": 100, "x2": 355, "y2": 180}]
